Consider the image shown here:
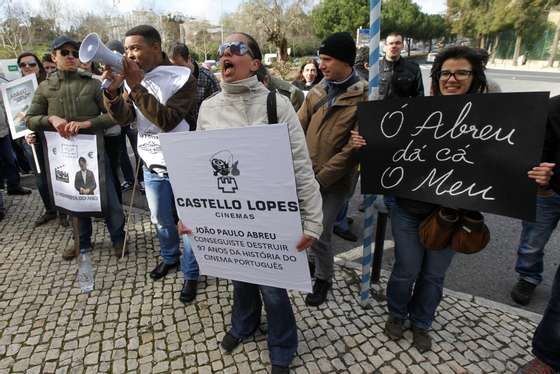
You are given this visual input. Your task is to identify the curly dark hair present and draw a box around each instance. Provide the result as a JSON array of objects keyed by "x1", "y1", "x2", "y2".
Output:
[
  {"x1": 296, "y1": 58, "x2": 322, "y2": 85},
  {"x1": 430, "y1": 46, "x2": 487, "y2": 96},
  {"x1": 17, "y1": 51, "x2": 47, "y2": 83}
]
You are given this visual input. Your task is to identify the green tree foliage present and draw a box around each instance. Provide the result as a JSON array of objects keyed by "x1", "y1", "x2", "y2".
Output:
[
  {"x1": 447, "y1": 0, "x2": 560, "y2": 64},
  {"x1": 381, "y1": 0, "x2": 422, "y2": 38},
  {"x1": 310, "y1": 0, "x2": 369, "y2": 39}
]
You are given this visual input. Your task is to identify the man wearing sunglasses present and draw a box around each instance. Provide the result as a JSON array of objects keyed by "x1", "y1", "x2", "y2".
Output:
[
  {"x1": 25, "y1": 35, "x2": 126, "y2": 260},
  {"x1": 102, "y1": 25, "x2": 201, "y2": 304}
]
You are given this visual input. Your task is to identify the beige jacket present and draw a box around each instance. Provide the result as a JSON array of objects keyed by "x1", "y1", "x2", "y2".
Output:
[
  {"x1": 298, "y1": 76, "x2": 368, "y2": 194},
  {"x1": 198, "y1": 75, "x2": 323, "y2": 239}
]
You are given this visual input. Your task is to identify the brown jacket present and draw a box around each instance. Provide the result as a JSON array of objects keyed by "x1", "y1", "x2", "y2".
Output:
[
  {"x1": 103, "y1": 56, "x2": 198, "y2": 131},
  {"x1": 298, "y1": 76, "x2": 368, "y2": 194}
]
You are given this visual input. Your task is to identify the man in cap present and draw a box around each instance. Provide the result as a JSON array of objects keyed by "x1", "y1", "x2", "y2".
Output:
[
  {"x1": 25, "y1": 35, "x2": 126, "y2": 259},
  {"x1": 102, "y1": 25, "x2": 201, "y2": 304},
  {"x1": 298, "y1": 32, "x2": 368, "y2": 306}
]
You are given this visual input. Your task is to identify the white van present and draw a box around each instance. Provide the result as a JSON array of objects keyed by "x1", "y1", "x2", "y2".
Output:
[{"x1": 263, "y1": 53, "x2": 277, "y2": 66}]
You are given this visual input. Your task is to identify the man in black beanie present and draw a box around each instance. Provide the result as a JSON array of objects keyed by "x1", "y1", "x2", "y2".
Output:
[{"x1": 298, "y1": 32, "x2": 368, "y2": 306}]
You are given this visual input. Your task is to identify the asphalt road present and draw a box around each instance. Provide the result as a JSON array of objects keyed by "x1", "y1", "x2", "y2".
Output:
[{"x1": 332, "y1": 65, "x2": 560, "y2": 315}]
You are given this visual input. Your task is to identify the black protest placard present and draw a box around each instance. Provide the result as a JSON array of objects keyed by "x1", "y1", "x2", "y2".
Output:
[{"x1": 358, "y1": 92, "x2": 549, "y2": 221}]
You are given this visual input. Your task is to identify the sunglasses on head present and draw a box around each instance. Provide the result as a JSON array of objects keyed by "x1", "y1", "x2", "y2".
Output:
[
  {"x1": 59, "y1": 49, "x2": 79, "y2": 58},
  {"x1": 217, "y1": 41, "x2": 254, "y2": 59},
  {"x1": 19, "y1": 62, "x2": 37, "y2": 68}
]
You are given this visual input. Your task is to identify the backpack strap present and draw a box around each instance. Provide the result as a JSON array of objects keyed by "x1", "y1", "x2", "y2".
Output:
[{"x1": 267, "y1": 89, "x2": 278, "y2": 124}]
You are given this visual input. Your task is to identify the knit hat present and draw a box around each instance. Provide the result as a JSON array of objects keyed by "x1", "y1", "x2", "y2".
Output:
[{"x1": 319, "y1": 32, "x2": 357, "y2": 66}]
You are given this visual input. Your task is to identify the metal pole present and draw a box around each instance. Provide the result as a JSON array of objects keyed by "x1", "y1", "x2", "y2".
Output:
[{"x1": 360, "y1": 0, "x2": 381, "y2": 307}]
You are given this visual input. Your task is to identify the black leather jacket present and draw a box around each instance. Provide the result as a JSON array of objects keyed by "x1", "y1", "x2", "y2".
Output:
[{"x1": 379, "y1": 57, "x2": 424, "y2": 99}]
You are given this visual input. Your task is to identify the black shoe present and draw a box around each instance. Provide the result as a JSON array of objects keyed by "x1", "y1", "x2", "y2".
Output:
[
  {"x1": 34, "y1": 211, "x2": 57, "y2": 227},
  {"x1": 149, "y1": 262, "x2": 178, "y2": 280},
  {"x1": 412, "y1": 325, "x2": 432, "y2": 353},
  {"x1": 221, "y1": 332, "x2": 242, "y2": 352},
  {"x1": 384, "y1": 316, "x2": 404, "y2": 340},
  {"x1": 333, "y1": 226, "x2": 358, "y2": 242},
  {"x1": 305, "y1": 278, "x2": 332, "y2": 306},
  {"x1": 511, "y1": 279, "x2": 537, "y2": 306},
  {"x1": 7, "y1": 187, "x2": 31, "y2": 195},
  {"x1": 271, "y1": 365, "x2": 290, "y2": 374},
  {"x1": 179, "y1": 280, "x2": 198, "y2": 303}
]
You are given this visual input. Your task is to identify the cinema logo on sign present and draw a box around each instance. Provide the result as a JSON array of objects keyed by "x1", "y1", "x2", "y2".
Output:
[{"x1": 210, "y1": 150, "x2": 240, "y2": 194}]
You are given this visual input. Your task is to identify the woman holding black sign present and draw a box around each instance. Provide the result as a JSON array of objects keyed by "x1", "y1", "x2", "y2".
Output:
[{"x1": 351, "y1": 46, "x2": 553, "y2": 352}]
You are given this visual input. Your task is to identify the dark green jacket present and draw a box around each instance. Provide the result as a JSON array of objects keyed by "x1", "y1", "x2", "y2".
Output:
[
  {"x1": 269, "y1": 77, "x2": 304, "y2": 112},
  {"x1": 25, "y1": 70, "x2": 115, "y2": 131}
]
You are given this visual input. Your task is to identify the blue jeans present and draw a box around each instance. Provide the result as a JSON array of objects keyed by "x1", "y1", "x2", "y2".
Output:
[
  {"x1": 230, "y1": 281, "x2": 297, "y2": 367},
  {"x1": 384, "y1": 195, "x2": 396, "y2": 212},
  {"x1": 143, "y1": 168, "x2": 199, "y2": 279},
  {"x1": 532, "y1": 264, "x2": 560, "y2": 370},
  {"x1": 23, "y1": 140, "x2": 55, "y2": 213},
  {"x1": 515, "y1": 192, "x2": 560, "y2": 285},
  {"x1": 334, "y1": 198, "x2": 351, "y2": 231},
  {"x1": 387, "y1": 203, "x2": 455, "y2": 330},
  {"x1": 0, "y1": 135, "x2": 22, "y2": 191},
  {"x1": 79, "y1": 156, "x2": 125, "y2": 248}
]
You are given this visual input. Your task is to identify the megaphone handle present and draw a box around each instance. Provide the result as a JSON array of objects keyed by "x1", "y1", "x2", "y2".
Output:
[{"x1": 101, "y1": 79, "x2": 112, "y2": 90}]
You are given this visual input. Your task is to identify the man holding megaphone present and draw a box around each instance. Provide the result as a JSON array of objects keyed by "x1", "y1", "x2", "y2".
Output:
[{"x1": 101, "y1": 25, "x2": 202, "y2": 304}]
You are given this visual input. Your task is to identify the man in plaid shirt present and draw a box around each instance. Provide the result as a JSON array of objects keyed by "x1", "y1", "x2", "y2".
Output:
[{"x1": 171, "y1": 43, "x2": 220, "y2": 124}]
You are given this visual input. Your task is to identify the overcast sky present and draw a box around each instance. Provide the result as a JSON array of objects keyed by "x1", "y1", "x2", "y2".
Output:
[{"x1": 22, "y1": 0, "x2": 446, "y2": 24}]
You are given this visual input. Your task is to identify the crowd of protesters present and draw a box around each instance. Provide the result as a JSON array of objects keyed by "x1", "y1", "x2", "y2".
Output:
[{"x1": 0, "y1": 24, "x2": 555, "y2": 374}]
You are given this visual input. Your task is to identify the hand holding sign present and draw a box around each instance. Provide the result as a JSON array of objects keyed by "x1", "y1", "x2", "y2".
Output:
[
  {"x1": 66, "y1": 120, "x2": 92, "y2": 136},
  {"x1": 296, "y1": 235, "x2": 316, "y2": 252},
  {"x1": 178, "y1": 220, "x2": 192, "y2": 235},
  {"x1": 350, "y1": 129, "x2": 366, "y2": 149},
  {"x1": 528, "y1": 162, "x2": 555, "y2": 186},
  {"x1": 49, "y1": 115, "x2": 70, "y2": 138}
]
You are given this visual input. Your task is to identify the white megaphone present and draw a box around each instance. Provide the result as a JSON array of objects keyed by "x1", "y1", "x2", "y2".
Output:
[{"x1": 79, "y1": 33, "x2": 123, "y2": 89}]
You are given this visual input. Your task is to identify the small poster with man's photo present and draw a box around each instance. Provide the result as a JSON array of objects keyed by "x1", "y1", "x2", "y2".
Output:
[
  {"x1": 0, "y1": 74, "x2": 37, "y2": 139},
  {"x1": 43, "y1": 132, "x2": 106, "y2": 216}
]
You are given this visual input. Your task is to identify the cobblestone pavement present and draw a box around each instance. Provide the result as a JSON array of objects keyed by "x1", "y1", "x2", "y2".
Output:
[{"x1": 0, "y1": 194, "x2": 540, "y2": 373}]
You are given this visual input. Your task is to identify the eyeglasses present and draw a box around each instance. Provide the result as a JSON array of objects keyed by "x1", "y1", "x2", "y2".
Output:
[
  {"x1": 217, "y1": 41, "x2": 254, "y2": 59},
  {"x1": 59, "y1": 49, "x2": 79, "y2": 58},
  {"x1": 438, "y1": 70, "x2": 473, "y2": 81},
  {"x1": 19, "y1": 62, "x2": 37, "y2": 68}
]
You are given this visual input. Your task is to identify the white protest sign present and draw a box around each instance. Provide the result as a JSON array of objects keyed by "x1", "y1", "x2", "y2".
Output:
[
  {"x1": 160, "y1": 124, "x2": 312, "y2": 293},
  {"x1": 0, "y1": 74, "x2": 36, "y2": 139},
  {"x1": 44, "y1": 132, "x2": 102, "y2": 214}
]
